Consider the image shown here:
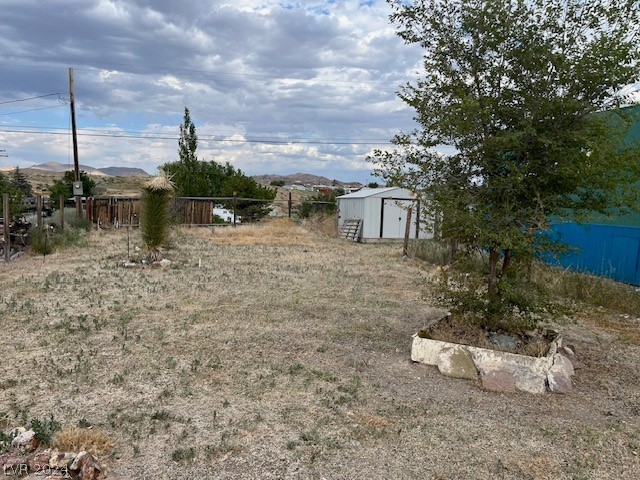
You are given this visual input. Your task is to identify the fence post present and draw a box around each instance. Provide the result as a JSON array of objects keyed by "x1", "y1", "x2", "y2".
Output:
[
  {"x1": 59, "y1": 195, "x2": 65, "y2": 230},
  {"x1": 36, "y1": 195, "x2": 43, "y2": 229},
  {"x1": 232, "y1": 192, "x2": 237, "y2": 227},
  {"x1": 288, "y1": 192, "x2": 292, "y2": 218},
  {"x1": 87, "y1": 197, "x2": 93, "y2": 224},
  {"x1": 3, "y1": 193, "x2": 10, "y2": 263},
  {"x1": 403, "y1": 206, "x2": 413, "y2": 257}
]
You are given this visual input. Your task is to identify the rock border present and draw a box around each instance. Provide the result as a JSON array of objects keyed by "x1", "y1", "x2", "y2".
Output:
[{"x1": 411, "y1": 332, "x2": 576, "y2": 394}]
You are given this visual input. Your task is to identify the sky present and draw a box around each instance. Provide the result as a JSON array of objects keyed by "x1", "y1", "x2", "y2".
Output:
[{"x1": 0, "y1": 0, "x2": 426, "y2": 183}]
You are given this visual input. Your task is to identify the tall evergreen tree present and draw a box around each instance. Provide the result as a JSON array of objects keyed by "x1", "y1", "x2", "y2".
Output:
[
  {"x1": 179, "y1": 107, "x2": 198, "y2": 165},
  {"x1": 10, "y1": 167, "x2": 32, "y2": 197}
]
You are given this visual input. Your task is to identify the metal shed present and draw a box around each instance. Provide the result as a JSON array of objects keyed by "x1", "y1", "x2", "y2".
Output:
[{"x1": 337, "y1": 187, "x2": 431, "y2": 242}]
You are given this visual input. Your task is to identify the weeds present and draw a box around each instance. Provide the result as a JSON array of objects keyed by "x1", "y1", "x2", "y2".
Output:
[
  {"x1": 171, "y1": 447, "x2": 196, "y2": 463},
  {"x1": 30, "y1": 415, "x2": 61, "y2": 445},
  {"x1": 52, "y1": 428, "x2": 113, "y2": 456}
]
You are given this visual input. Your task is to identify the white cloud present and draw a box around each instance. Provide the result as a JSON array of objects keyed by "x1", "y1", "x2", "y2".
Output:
[{"x1": 0, "y1": 0, "x2": 422, "y2": 182}]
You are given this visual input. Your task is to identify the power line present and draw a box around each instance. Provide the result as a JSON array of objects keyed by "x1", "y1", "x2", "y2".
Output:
[
  {"x1": 0, "y1": 128, "x2": 391, "y2": 146},
  {"x1": 2, "y1": 124, "x2": 389, "y2": 142},
  {"x1": 0, "y1": 105, "x2": 67, "y2": 116},
  {"x1": 0, "y1": 92, "x2": 61, "y2": 105}
]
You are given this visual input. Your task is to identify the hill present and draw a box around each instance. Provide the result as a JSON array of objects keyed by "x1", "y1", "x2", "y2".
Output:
[
  {"x1": 24, "y1": 162, "x2": 148, "y2": 177},
  {"x1": 253, "y1": 173, "x2": 362, "y2": 188}
]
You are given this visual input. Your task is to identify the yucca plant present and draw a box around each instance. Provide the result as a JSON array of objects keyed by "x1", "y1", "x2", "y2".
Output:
[{"x1": 141, "y1": 173, "x2": 174, "y2": 261}]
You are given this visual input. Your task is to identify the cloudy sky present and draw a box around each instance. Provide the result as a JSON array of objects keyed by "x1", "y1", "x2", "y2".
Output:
[{"x1": 0, "y1": 0, "x2": 425, "y2": 182}]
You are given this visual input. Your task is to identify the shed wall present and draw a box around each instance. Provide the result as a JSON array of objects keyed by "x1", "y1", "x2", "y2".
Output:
[{"x1": 337, "y1": 198, "x2": 365, "y2": 231}]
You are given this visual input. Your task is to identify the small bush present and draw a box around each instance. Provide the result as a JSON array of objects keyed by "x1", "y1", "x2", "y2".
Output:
[
  {"x1": 29, "y1": 225, "x2": 89, "y2": 256},
  {"x1": 30, "y1": 415, "x2": 61, "y2": 445},
  {"x1": 52, "y1": 427, "x2": 113, "y2": 456},
  {"x1": 0, "y1": 429, "x2": 17, "y2": 453},
  {"x1": 68, "y1": 216, "x2": 92, "y2": 232},
  {"x1": 29, "y1": 228, "x2": 54, "y2": 255},
  {"x1": 171, "y1": 447, "x2": 196, "y2": 463}
]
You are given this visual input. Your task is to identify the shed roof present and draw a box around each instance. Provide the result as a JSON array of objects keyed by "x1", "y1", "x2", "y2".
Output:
[{"x1": 337, "y1": 187, "x2": 412, "y2": 199}]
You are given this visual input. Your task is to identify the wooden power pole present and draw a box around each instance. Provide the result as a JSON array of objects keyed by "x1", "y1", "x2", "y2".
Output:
[{"x1": 69, "y1": 68, "x2": 82, "y2": 220}]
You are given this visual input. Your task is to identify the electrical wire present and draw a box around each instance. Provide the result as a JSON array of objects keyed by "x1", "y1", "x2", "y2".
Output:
[
  {"x1": 0, "y1": 124, "x2": 389, "y2": 143},
  {"x1": 0, "y1": 92, "x2": 61, "y2": 105},
  {"x1": 0, "y1": 128, "x2": 391, "y2": 145},
  {"x1": 0, "y1": 105, "x2": 66, "y2": 116}
]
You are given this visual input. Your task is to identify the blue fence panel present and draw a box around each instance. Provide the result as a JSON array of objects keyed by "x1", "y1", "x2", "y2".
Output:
[{"x1": 548, "y1": 223, "x2": 640, "y2": 286}]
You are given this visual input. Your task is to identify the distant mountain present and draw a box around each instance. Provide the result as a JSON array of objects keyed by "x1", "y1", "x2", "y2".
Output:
[
  {"x1": 98, "y1": 166, "x2": 149, "y2": 176},
  {"x1": 25, "y1": 162, "x2": 148, "y2": 177},
  {"x1": 253, "y1": 173, "x2": 362, "y2": 187}
]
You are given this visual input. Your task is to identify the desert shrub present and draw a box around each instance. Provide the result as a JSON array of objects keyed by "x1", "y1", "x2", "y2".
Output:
[
  {"x1": 68, "y1": 216, "x2": 92, "y2": 231},
  {"x1": 52, "y1": 428, "x2": 113, "y2": 456},
  {"x1": 29, "y1": 224, "x2": 89, "y2": 256},
  {"x1": 30, "y1": 415, "x2": 61, "y2": 445},
  {"x1": 29, "y1": 228, "x2": 54, "y2": 255}
]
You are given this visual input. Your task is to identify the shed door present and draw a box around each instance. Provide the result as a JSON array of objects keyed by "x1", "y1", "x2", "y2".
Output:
[{"x1": 381, "y1": 199, "x2": 414, "y2": 239}]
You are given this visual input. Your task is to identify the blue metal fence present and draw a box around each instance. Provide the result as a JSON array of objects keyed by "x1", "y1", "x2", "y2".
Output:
[{"x1": 547, "y1": 222, "x2": 640, "y2": 286}]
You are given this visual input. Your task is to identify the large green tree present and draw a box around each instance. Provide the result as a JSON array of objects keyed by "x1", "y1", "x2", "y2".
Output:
[
  {"x1": 374, "y1": 0, "x2": 640, "y2": 324},
  {"x1": 162, "y1": 107, "x2": 275, "y2": 218}
]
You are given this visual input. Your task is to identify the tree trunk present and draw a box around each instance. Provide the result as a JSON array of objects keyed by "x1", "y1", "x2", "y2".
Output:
[
  {"x1": 501, "y1": 249, "x2": 512, "y2": 276},
  {"x1": 449, "y1": 238, "x2": 458, "y2": 264},
  {"x1": 488, "y1": 247, "x2": 499, "y2": 296}
]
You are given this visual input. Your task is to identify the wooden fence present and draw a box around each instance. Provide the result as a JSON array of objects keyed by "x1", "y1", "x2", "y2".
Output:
[
  {"x1": 92, "y1": 197, "x2": 142, "y2": 226},
  {"x1": 91, "y1": 196, "x2": 272, "y2": 226}
]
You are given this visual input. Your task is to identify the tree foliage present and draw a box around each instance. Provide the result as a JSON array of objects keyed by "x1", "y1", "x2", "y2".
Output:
[
  {"x1": 374, "y1": 0, "x2": 640, "y2": 326},
  {"x1": 161, "y1": 107, "x2": 276, "y2": 219},
  {"x1": 9, "y1": 167, "x2": 32, "y2": 197},
  {"x1": 0, "y1": 171, "x2": 24, "y2": 219},
  {"x1": 49, "y1": 171, "x2": 96, "y2": 203}
]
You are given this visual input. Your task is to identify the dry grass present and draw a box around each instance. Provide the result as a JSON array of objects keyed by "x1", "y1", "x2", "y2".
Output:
[
  {"x1": 0, "y1": 222, "x2": 638, "y2": 479},
  {"x1": 206, "y1": 218, "x2": 316, "y2": 245},
  {"x1": 52, "y1": 428, "x2": 113, "y2": 456}
]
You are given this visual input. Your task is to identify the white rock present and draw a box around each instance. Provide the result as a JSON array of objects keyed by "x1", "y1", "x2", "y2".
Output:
[
  {"x1": 11, "y1": 429, "x2": 39, "y2": 452},
  {"x1": 158, "y1": 258, "x2": 171, "y2": 268},
  {"x1": 552, "y1": 353, "x2": 575, "y2": 376}
]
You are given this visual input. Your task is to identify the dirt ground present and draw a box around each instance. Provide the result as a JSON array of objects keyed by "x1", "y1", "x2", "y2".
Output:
[{"x1": 0, "y1": 220, "x2": 638, "y2": 479}]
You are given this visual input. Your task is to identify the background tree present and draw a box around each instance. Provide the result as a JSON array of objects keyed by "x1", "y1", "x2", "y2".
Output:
[
  {"x1": 10, "y1": 167, "x2": 32, "y2": 197},
  {"x1": 0, "y1": 171, "x2": 24, "y2": 219},
  {"x1": 162, "y1": 107, "x2": 276, "y2": 219},
  {"x1": 374, "y1": 0, "x2": 640, "y2": 328},
  {"x1": 49, "y1": 171, "x2": 96, "y2": 205}
]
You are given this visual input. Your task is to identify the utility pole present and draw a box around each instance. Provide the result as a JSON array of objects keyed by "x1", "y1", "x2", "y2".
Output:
[
  {"x1": 69, "y1": 68, "x2": 82, "y2": 220},
  {"x1": 0, "y1": 149, "x2": 7, "y2": 158}
]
